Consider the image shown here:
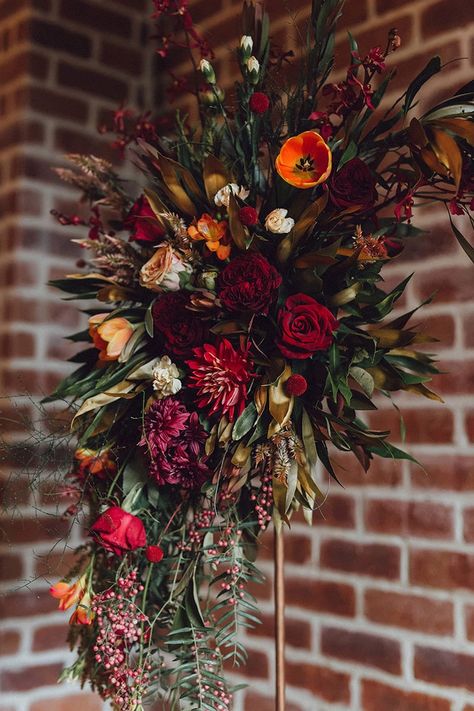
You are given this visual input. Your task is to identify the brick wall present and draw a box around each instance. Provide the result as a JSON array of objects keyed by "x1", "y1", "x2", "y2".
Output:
[{"x1": 1, "y1": 1, "x2": 474, "y2": 710}]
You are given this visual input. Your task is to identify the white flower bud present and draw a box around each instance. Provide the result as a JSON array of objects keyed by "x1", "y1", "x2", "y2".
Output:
[
  {"x1": 265, "y1": 208, "x2": 295, "y2": 234},
  {"x1": 240, "y1": 35, "x2": 253, "y2": 60},
  {"x1": 214, "y1": 182, "x2": 250, "y2": 207},
  {"x1": 199, "y1": 58, "x2": 216, "y2": 85}
]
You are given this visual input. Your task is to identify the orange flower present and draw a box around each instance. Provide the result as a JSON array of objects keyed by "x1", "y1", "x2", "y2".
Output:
[
  {"x1": 187, "y1": 213, "x2": 231, "y2": 260},
  {"x1": 276, "y1": 130, "x2": 332, "y2": 189},
  {"x1": 74, "y1": 447, "x2": 117, "y2": 481},
  {"x1": 69, "y1": 591, "x2": 93, "y2": 625},
  {"x1": 89, "y1": 313, "x2": 134, "y2": 361},
  {"x1": 50, "y1": 577, "x2": 85, "y2": 611}
]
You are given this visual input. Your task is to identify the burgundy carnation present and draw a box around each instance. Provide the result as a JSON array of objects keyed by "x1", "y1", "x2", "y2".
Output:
[
  {"x1": 277, "y1": 293, "x2": 338, "y2": 360},
  {"x1": 249, "y1": 92, "x2": 270, "y2": 114},
  {"x1": 91, "y1": 506, "x2": 146, "y2": 557},
  {"x1": 329, "y1": 158, "x2": 377, "y2": 211},
  {"x1": 124, "y1": 195, "x2": 166, "y2": 244},
  {"x1": 217, "y1": 252, "x2": 281, "y2": 314},
  {"x1": 152, "y1": 291, "x2": 207, "y2": 357}
]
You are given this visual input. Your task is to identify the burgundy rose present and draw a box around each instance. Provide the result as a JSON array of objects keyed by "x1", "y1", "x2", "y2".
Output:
[
  {"x1": 217, "y1": 252, "x2": 282, "y2": 314},
  {"x1": 329, "y1": 158, "x2": 377, "y2": 211},
  {"x1": 91, "y1": 506, "x2": 146, "y2": 557},
  {"x1": 277, "y1": 293, "x2": 338, "y2": 359},
  {"x1": 152, "y1": 291, "x2": 207, "y2": 357},
  {"x1": 124, "y1": 195, "x2": 166, "y2": 244}
]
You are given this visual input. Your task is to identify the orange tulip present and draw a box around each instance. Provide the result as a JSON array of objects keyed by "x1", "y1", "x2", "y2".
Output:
[
  {"x1": 187, "y1": 213, "x2": 231, "y2": 260},
  {"x1": 50, "y1": 577, "x2": 85, "y2": 611},
  {"x1": 276, "y1": 131, "x2": 332, "y2": 189},
  {"x1": 89, "y1": 313, "x2": 134, "y2": 361},
  {"x1": 69, "y1": 592, "x2": 93, "y2": 625}
]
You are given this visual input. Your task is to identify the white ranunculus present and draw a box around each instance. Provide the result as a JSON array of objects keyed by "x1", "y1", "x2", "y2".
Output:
[
  {"x1": 152, "y1": 356, "x2": 182, "y2": 398},
  {"x1": 214, "y1": 182, "x2": 250, "y2": 207},
  {"x1": 265, "y1": 208, "x2": 295, "y2": 234}
]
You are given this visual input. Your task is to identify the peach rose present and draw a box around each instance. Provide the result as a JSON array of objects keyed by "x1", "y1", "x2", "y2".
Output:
[{"x1": 139, "y1": 243, "x2": 191, "y2": 292}]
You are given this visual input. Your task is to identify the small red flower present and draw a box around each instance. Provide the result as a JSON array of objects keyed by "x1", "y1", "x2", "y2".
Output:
[
  {"x1": 146, "y1": 545, "x2": 164, "y2": 563},
  {"x1": 284, "y1": 374, "x2": 308, "y2": 397},
  {"x1": 239, "y1": 206, "x2": 259, "y2": 226},
  {"x1": 249, "y1": 92, "x2": 270, "y2": 114}
]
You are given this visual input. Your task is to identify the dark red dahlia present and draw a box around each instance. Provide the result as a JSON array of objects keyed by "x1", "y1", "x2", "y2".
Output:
[
  {"x1": 249, "y1": 92, "x2": 270, "y2": 114},
  {"x1": 140, "y1": 397, "x2": 189, "y2": 455},
  {"x1": 217, "y1": 252, "x2": 281, "y2": 314},
  {"x1": 152, "y1": 291, "x2": 207, "y2": 357},
  {"x1": 186, "y1": 339, "x2": 254, "y2": 421},
  {"x1": 124, "y1": 195, "x2": 165, "y2": 244}
]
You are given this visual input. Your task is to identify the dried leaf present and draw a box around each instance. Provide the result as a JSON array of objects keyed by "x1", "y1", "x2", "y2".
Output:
[
  {"x1": 203, "y1": 154, "x2": 231, "y2": 203},
  {"x1": 228, "y1": 194, "x2": 248, "y2": 249},
  {"x1": 277, "y1": 193, "x2": 328, "y2": 263},
  {"x1": 268, "y1": 363, "x2": 294, "y2": 425},
  {"x1": 430, "y1": 127, "x2": 463, "y2": 189}
]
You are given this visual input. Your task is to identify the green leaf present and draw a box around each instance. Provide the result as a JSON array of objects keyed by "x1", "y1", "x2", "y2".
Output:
[
  {"x1": 145, "y1": 300, "x2": 155, "y2": 338},
  {"x1": 232, "y1": 402, "x2": 258, "y2": 441},
  {"x1": 338, "y1": 139, "x2": 358, "y2": 168},
  {"x1": 349, "y1": 366, "x2": 375, "y2": 398},
  {"x1": 403, "y1": 56, "x2": 441, "y2": 114}
]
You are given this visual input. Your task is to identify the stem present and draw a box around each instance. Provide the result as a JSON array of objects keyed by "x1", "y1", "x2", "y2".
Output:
[{"x1": 274, "y1": 525, "x2": 285, "y2": 711}]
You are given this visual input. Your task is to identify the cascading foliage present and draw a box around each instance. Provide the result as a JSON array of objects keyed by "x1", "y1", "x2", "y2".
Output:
[{"x1": 45, "y1": 1, "x2": 474, "y2": 709}]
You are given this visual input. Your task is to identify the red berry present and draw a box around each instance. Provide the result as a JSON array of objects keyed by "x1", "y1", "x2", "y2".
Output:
[
  {"x1": 145, "y1": 545, "x2": 164, "y2": 563},
  {"x1": 249, "y1": 92, "x2": 270, "y2": 114},
  {"x1": 284, "y1": 374, "x2": 307, "y2": 397},
  {"x1": 238, "y1": 206, "x2": 259, "y2": 226}
]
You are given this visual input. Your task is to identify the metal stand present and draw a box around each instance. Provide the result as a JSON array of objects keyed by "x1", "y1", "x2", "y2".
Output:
[{"x1": 274, "y1": 525, "x2": 285, "y2": 711}]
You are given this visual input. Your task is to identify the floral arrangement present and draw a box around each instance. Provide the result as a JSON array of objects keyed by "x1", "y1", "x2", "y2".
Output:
[{"x1": 45, "y1": 0, "x2": 474, "y2": 709}]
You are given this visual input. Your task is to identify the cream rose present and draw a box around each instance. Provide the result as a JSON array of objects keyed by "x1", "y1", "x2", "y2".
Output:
[
  {"x1": 152, "y1": 356, "x2": 182, "y2": 398},
  {"x1": 139, "y1": 244, "x2": 191, "y2": 292},
  {"x1": 264, "y1": 208, "x2": 295, "y2": 234}
]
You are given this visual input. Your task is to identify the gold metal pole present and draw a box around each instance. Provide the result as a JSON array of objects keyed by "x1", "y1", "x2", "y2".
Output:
[{"x1": 274, "y1": 524, "x2": 285, "y2": 711}]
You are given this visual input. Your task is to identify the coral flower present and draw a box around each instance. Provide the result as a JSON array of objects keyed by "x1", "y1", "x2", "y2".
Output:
[
  {"x1": 186, "y1": 339, "x2": 254, "y2": 421},
  {"x1": 50, "y1": 578, "x2": 85, "y2": 611},
  {"x1": 276, "y1": 130, "x2": 332, "y2": 189},
  {"x1": 73, "y1": 447, "x2": 117, "y2": 481},
  {"x1": 187, "y1": 213, "x2": 231, "y2": 260},
  {"x1": 89, "y1": 313, "x2": 134, "y2": 361},
  {"x1": 69, "y1": 591, "x2": 94, "y2": 625}
]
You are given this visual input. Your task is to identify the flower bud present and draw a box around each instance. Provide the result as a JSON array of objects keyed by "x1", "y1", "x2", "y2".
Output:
[
  {"x1": 240, "y1": 35, "x2": 253, "y2": 61},
  {"x1": 199, "y1": 58, "x2": 216, "y2": 85},
  {"x1": 246, "y1": 56, "x2": 260, "y2": 84}
]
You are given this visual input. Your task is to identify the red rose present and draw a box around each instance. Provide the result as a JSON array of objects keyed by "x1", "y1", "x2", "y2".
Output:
[
  {"x1": 217, "y1": 252, "x2": 282, "y2": 314},
  {"x1": 124, "y1": 195, "x2": 165, "y2": 244},
  {"x1": 91, "y1": 506, "x2": 146, "y2": 557},
  {"x1": 329, "y1": 158, "x2": 377, "y2": 211},
  {"x1": 146, "y1": 545, "x2": 164, "y2": 563},
  {"x1": 249, "y1": 92, "x2": 270, "y2": 114},
  {"x1": 152, "y1": 291, "x2": 207, "y2": 357},
  {"x1": 277, "y1": 294, "x2": 338, "y2": 359},
  {"x1": 239, "y1": 206, "x2": 258, "y2": 226}
]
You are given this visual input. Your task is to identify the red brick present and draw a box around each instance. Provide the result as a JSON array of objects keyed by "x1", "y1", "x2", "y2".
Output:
[
  {"x1": 0, "y1": 553, "x2": 23, "y2": 581},
  {"x1": 0, "y1": 516, "x2": 69, "y2": 545},
  {"x1": 362, "y1": 679, "x2": 451, "y2": 711},
  {"x1": 28, "y1": 86, "x2": 88, "y2": 123},
  {"x1": 314, "y1": 493, "x2": 355, "y2": 528},
  {"x1": 100, "y1": 40, "x2": 143, "y2": 75},
  {"x1": 59, "y1": 0, "x2": 131, "y2": 38},
  {"x1": 464, "y1": 604, "x2": 474, "y2": 641},
  {"x1": 364, "y1": 589, "x2": 453, "y2": 635},
  {"x1": 29, "y1": 695, "x2": 103, "y2": 711},
  {"x1": 368, "y1": 408, "x2": 454, "y2": 444},
  {"x1": 331, "y1": 450, "x2": 402, "y2": 487},
  {"x1": 247, "y1": 613, "x2": 311, "y2": 649},
  {"x1": 286, "y1": 578, "x2": 355, "y2": 617},
  {"x1": 286, "y1": 661, "x2": 350, "y2": 703},
  {"x1": 411, "y1": 456, "x2": 474, "y2": 491},
  {"x1": 421, "y1": 0, "x2": 474, "y2": 38},
  {"x1": 321, "y1": 627, "x2": 401, "y2": 674},
  {"x1": 464, "y1": 313, "x2": 474, "y2": 348},
  {"x1": 0, "y1": 331, "x2": 35, "y2": 358},
  {"x1": 57, "y1": 61, "x2": 128, "y2": 103},
  {"x1": 0, "y1": 188, "x2": 42, "y2": 217},
  {"x1": 243, "y1": 693, "x2": 302, "y2": 711},
  {"x1": 0, "y1": 119, "x2": 44, "y2": 150},
  {"x1": 242, "y1": 648, "x2": 268, "y2": 679},
  {"x1": 0, "y1": 50, "x2": 49, "y2": 84},
  {"x1": 466, "y1": 411, "x2": 474, "y2": 444},
  {"x1": 410, "y1": 548, "x2": 474, "y2": 590},
  {"x1": 365, "y1": 500, "x2": 453, "y2": 539},
  {"x1": 32, "y1": 623, "x2": 69, "y2": 652},
  {"x1": 415, "y1": 645, "x2": 474, "y2": 691},
  {"x1": 320, "y1": 539, "x2": 400, "y2": 580},
  {"x1": 416, "y1": 266, "x2": 474, "y2": 304},
  {"x1": 34, "y1": 550, "x2": 77, "y2": 578},
  {"x1": 417, "y1": 313, "x2": 456, "y2": 348},
  {"x1": 436, "y1": 360, "x2": 474, "y2": 395},
  {"x1": 281, "y1": 533, "x2": 311, "y2": 564},
  {"x1": 28, "y1": 19, "x2": 91, "y2": 58},
  {"x1": 0, "y1": 629, "x2": 20, "y2": 656},
  {"x1": 463, "y1": 508, "x2": 474, "y2": 542},
  {"x1": 1, "y1": 663, "x2": 63, "y2": 692},
  {"x1": 54, "y1": 126, "x2": 116, "y2": 162}
]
